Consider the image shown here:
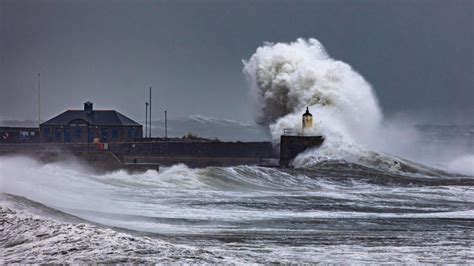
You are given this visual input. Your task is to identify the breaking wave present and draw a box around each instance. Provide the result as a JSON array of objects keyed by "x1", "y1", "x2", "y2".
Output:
[
  {"x1": 243, "y1": 38, "x2": 381, "y2": 144},
  {"x1": 242, "y1": 38, "x2": 470, "y2": 174},
  {"x1": 242, "y1": 38, "x2": 392, "y2": 170}
]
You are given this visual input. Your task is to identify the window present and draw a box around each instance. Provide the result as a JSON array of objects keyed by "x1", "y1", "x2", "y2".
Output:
[
  {"x1": 112, "y1": 128, "x2": 118, "y2": 139},
  {"x1": 19, "y1": 131, "x2": 29, "y2": 140},
  {"x1": 43, "y1": 127, "x2": 50, "y2": 137},
  {"x1": 88, "y1": 129, "x2": 94, "y2": 142},
  {"x1": 54, "y1": 128, "x2": 62, "y2": 142},
  {"x1": 128, "y1": 127, "x2": 139, "y2": 139},
  {"x1": 101, "y1": 128, "x2": 108, "y2": 142},
  {"x1": 75, "y1": 128, "x2": 82, "y2": 138}
]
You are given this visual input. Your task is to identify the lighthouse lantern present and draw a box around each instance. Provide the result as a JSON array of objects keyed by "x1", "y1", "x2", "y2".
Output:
[{"x1": 302, "y1": 106, "x2": 313, "y2": 133}]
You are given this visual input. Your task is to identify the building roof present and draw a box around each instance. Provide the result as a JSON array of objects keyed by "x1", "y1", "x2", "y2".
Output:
[{"x1": 40, "y1": 110, "x2": 141, "y2": 126}]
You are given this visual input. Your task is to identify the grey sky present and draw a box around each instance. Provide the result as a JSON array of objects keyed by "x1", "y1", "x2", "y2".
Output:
[{"x1": 0, "y1": 0, "x2": 473, "y2": 124}]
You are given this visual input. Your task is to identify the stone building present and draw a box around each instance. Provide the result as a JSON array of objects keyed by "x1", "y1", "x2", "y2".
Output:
[{"x1": 40, "y1": 101, "x2": 142, "y2": 143}]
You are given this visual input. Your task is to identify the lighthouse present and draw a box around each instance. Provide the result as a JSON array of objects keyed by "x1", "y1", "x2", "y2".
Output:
[
  {"x1": 302, "y1": 106, "x2": 313, "y2": 133},
  {"x1": 279, "y1": 106, "x2": 323, "y2": 167},
  {"x1": 279, "y1": 106, "x2": 324, "y2": 167}
]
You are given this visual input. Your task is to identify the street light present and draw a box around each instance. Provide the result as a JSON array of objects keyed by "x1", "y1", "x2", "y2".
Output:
[
  {"x1": 145, "y1": 102, "x2": 149, "y2": 138},
  {"x1": 164, "y1": 110, "x2": 167, "y2": 139}
]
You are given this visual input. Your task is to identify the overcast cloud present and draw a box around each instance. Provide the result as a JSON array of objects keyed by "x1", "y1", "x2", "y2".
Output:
[{"x1": 0, "y1": 0, "x2": 472, "y2": 124}]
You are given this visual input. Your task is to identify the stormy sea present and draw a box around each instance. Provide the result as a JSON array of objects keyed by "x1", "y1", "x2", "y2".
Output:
[{"x1": 1, "y1": 39, "x2": 473, "y2": 263}]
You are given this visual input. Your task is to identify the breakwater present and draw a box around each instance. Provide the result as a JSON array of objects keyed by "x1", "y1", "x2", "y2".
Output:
[{"x1": 0, "y1": 140, "x2": 278, "y2": 170}]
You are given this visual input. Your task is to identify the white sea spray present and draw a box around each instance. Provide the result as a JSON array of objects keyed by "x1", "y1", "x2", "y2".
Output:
[{"x1": 243, "y1": 38, "x2": 382, "y2": 144}]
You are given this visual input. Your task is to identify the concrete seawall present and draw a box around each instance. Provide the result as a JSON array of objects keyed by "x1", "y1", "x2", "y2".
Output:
[
  {"x1": 0, "y1": 143, "x2": 157, "y2": 173},
  {"x1": 0, "y1": 136, "x2": 322, "y2": 170},
  {"x1": 120, "y1": 141, "x2": 277, "y2": 167},
  {"x1": 0, "y1": 140, "x2": 278, "y2": 170},
  {"x1": 279, "y1": 135, "x2": 324, "y2": 167}
]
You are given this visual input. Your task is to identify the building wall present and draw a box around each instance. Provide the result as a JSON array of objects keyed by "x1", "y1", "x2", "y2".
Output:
[
  {"x1": 40, "y1": 125, "x2": 142, "y2": 143},
  {"x1": 0, "y1": 127, "x2": 40, "y2": 143}
]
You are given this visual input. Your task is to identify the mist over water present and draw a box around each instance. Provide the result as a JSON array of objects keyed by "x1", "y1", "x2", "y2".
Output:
[{"x1": 1, "y1": 38, "x2": 473, "y2": 263}]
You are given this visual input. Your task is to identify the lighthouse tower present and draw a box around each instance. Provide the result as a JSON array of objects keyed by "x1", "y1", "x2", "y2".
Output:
[{"x1": 302, "y1": 106, "x2": 313, "y2": 134}]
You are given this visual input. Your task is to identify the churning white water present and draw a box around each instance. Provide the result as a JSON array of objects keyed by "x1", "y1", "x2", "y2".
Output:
[{"x1": 2, "y1": 153, "x2": 474, "y2": 263}]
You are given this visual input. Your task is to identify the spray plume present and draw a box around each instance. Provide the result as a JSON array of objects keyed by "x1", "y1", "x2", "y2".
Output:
[
  {"x1": 243, "y1": 38, "x2": 450, "y2": 173},
  {"x1": 243, "y1": 38, "x2": 382, "y2": 145}
]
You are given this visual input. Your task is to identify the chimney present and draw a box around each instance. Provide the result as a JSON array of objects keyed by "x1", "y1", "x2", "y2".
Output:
[{"x1": 84, "y1": 101, "x2": 93, "y2": 115}]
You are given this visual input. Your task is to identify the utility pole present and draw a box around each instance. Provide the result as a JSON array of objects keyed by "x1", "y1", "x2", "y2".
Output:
[
  {"x1": 149, "y1": 86, "x2": 152, "y2": 138},
  {"x1": 37, "y1": 73, "x2": 41, "y2": 126},
  {"x1": 145, "y1": 102, "x2": 149, "y2": 138},
  {"x1": 164, "y1": 110, "x2": 167, "y2": 138}
]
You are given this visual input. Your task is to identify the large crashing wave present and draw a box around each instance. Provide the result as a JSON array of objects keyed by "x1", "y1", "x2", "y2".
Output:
[
  {"x1": 242, "y1": 38, "x2": 388, "y2": 168},
  {"x1": 242, "y1": 38, "x2": 450, "y2": 174},
  {"x1": 243, "y1": 38, "x2": 382, "y2": 144}
]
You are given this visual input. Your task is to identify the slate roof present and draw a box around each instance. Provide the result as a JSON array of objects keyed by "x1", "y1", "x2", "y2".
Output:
[{"x1": 41, "y1": 110, "x2": 141, "y2": 126}]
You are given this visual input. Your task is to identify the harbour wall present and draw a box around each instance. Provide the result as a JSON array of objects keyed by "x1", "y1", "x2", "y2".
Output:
[
  {"x1": 279, "y1": 135, "x2": 324, "y2": 167},
  {"x1": 0, "y1": 141, "x2": 277, "y2": 169},
  {"x1": 0, "y1": 136, "x2": 323, "y2": 169}
]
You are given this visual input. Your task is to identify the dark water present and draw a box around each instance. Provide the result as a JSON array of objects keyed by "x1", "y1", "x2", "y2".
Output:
[{"x1": 1, "y1": 155, "x2": 474, "y2": 263}]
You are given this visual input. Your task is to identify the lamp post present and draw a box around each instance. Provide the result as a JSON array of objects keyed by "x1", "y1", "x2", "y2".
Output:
[
  {"x1": 37, "y1": 73, "x2": 41, "y2": 126},
  {"x1": 164, "y1": 110, "x2": 167, "y2": 139},
  {"x1": 145, "y1": 102, "x2": 149, "y2": 138},
  {"x1": 149, "y1": 86, "x2": 152, "y2": 138}
]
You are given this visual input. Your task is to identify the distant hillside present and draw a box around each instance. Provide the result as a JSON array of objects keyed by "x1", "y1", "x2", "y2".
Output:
[
  {"x1": 149, "y1": 115, "x2": 270, "y2": 141},
  {"x1": 0, "y1": 116, "x2": 270, "y2": 141},
  {"x1": 0, "y1": 120, "x2": 38, "y2": 127}
]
